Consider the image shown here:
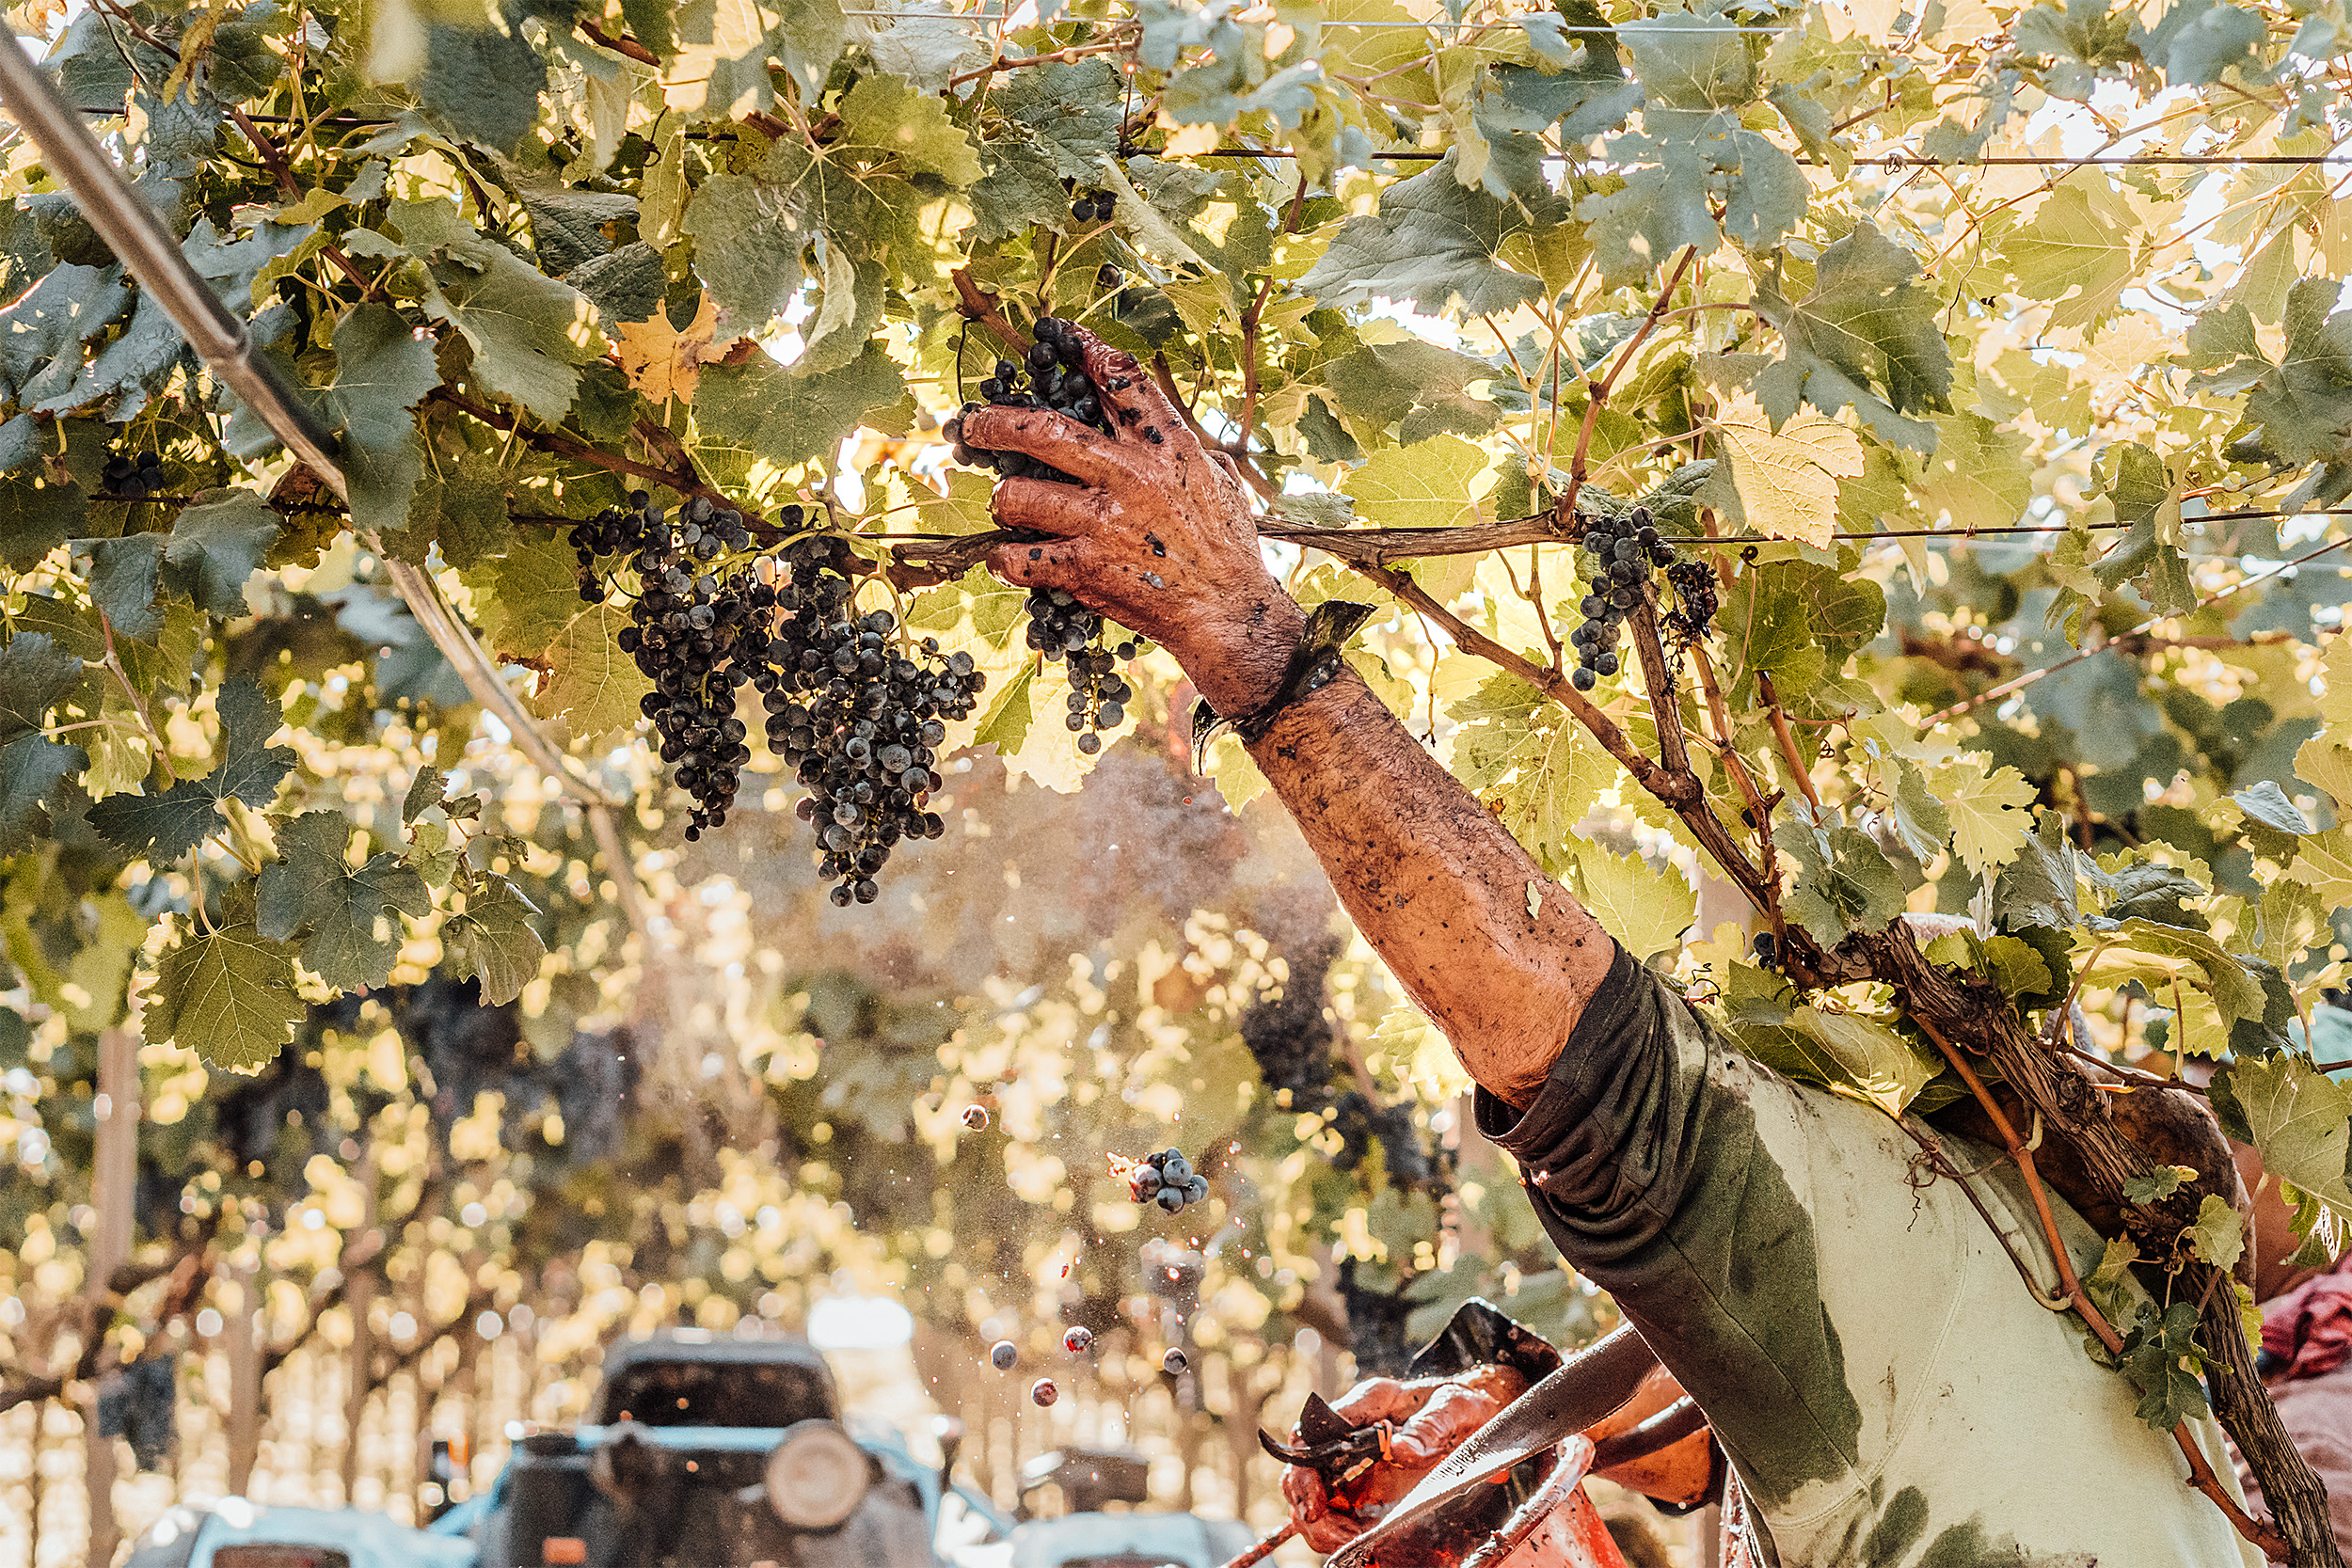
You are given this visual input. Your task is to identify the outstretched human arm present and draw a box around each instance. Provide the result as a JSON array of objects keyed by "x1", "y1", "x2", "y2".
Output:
[{"x1": 961, "y1": 325, "x2": 1614, "y2": 1107}]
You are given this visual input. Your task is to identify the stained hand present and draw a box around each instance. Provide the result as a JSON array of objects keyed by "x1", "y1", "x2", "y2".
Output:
[
  {"x1": 1276, "y1": 1364, "x2": 1530, "y2": 1553},
  {"x1": 961, "y1": 323, "x2": 1304, "y2": 717}
]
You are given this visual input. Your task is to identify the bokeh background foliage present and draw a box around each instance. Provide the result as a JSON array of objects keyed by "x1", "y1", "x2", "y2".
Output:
[{"x1": 3, "y1": 0, "x2": 2352, "y2": 1559}]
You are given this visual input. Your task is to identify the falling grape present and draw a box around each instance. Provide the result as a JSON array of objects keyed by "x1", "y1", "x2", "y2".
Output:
[
  {"x1": 991, "y1": 1340, "x2": 1018, "y2": 1370},
  {"x1": 961, "y1": 1104, "x2": 990, "y2": 1132},
  {"x1": 1162, "y1": 1348, "x2": 1187, "y2": 1374},
  {"x1": 1031, "y1": 1378, "x2": 1059, "y2": 1407},
  {"x1": 1063, "y1": 1325, "x2": 1094, "y2": 1354}
]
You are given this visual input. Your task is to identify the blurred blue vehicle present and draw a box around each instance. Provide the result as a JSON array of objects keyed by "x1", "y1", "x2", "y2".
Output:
[
  {"x1": 123, "y1": 1498, "x2": 477, "y2": 1568},
  {"x1": 430, "y1": 1329, "x2": 1012, "y2": 1568}
]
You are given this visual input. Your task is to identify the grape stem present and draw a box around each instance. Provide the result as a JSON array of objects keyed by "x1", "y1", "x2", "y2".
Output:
[
  {"x1": 1553, "y1": 246, "x2": 1701, "y2": 535},
  {"x1": 950, "y1": 268, "x2": 1030, "y2": 356},
  {"x1": 1755, "y1": 672, "x2": 1822, "y2": 812}
]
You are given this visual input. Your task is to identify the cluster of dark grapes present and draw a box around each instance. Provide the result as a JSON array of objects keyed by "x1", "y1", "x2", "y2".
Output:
[
  {"x1": 944, "y1": 315, "x2": 1118, "y2": 484},
  {"x1": 103, "y1": 449, "x2": 165, "y2": 499},
  {"x1": 1663, "y1": 556, "x2": 1722, "y2": 649},
  {"x1": 581, "y1": 492, "x2": 759, "y2": 836},
  {"x1": 761, "y1": 531, "x2": 985, "y2": 906},
  {"x1": 1026, "y1": 589, "x2": 1139, "y2": 756},
  {"x1": 1070, "y1": 185, "x2": 1118, "y2": 225},
  {"x1": 571, "y1": 493, "x2": 989, "y2": 902},
  {"x1": 1569, "y1": 506, "x2": 1677, "y2": 691},
  {"x1": 1128, "y1": 1147, "x2": 1210, "y2": 1213}
]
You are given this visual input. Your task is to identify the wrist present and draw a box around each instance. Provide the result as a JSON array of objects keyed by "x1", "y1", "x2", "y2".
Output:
[{"x1": 1172, "y1": 580, "x2": 1308, "y2": 717}]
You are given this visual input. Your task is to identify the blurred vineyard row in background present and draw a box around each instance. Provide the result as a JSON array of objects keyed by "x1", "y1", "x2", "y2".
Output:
[{"x1": 0, "y1": 737, "x2": 1631, "y2": 1568}]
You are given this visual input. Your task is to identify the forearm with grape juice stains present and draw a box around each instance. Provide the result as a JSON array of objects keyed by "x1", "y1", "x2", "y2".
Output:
[{"x1": 1242, "y1": 665, "x2": 1616, "y2": 1109}]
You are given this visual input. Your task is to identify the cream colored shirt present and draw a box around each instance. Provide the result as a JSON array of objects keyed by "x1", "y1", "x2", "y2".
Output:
[{"x1": 1478, "y1": 942, "x2": 2263, "y2": 1567}]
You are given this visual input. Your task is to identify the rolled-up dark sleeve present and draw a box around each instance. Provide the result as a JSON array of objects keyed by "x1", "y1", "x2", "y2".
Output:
[{"x1": 1473, "y1": 941, "x2": 1715, "y2": 1265}]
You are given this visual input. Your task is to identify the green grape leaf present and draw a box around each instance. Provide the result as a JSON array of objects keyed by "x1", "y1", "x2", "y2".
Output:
[
  {"x1": 2122, "y1": 1165, "x2": 2189, "y2": 1204},
  {"x1": 971, "y1": 659, "x2": 1037, "y2": 757},
  {"x1": 1915, "y1": 412, "x2": 2033, "y2": 535},
  {"x1": 2187, "y1": 1192, "x2": 2246, "y2": 1272},
  {"x1": 85, "y1": 780, "x2": 220, "y2": 863},
  {"x1": 142, "y1": 915, "x2": 305, "y2": 1071},
  {"x1": 472, "y1": 534, "x2": 588, "y2": 662},
  {"x1": 2296, "y1": 735, "x2": 2352, "y2": 810},
  {"x1": 1774, "y1": 809, "x2": 1909, "y2": 947},
  {"x1": 404, "y1": 766, "x2": 449, "y2": 824},
  {"x1": 442, "y1": 875, "x2": 547, "y2": 1006},
  {"x1": 521, "y1": 188, "x2": 637, "y2": 277},
  {"x1": 397, "y1": 449, "x2": 512, "y2": 571},
  {"x1": 0, "y1": 630, "x2": 87, "y2": 745},
  {"x1": 1343, "y1": 435, "x2": 1495, "y2": 532},
  {"x1": 693, "y1": 344, "x2": 909, "y2": 475},
  {"x1": 0, "y1": 468, "x2": 87, "y2": 571},
  {"x1": 2217, "y1": 1054, "x2": 2352, "y2": 1238},
  {"x1": 75, "y1": 534, "x2": 167, "y2": 640},
  {"x1": 163, "y1": 489, "x2": 280, "y2": 616},
  {"x1": 1323, "y1": 340, "x2": 1504, "y2": 442},
  {"x1": 1298, "y1": 153, "x2": 1553, "y2": 318},
  {"x1": 2235, "y1": 780, "x2": 2312, "y2": 836},
  {"x1": 86, "y1": 675, "x2": 295, "y2": 861},
  {"x1": 256, "y1": 811, "x2": 432, "y2": 990},
  {"x1": 207, "y1": 676, "x2": 297, "y2": 808},
  {"x1": 2194, "y1": 277, "x2": 2352, "y2": 510},
  {"x1": 415, "y1": 16, "x2": 547, "y2": 155},
  {"x1": 530, "y1": 602, "x2": 649, "y2": 744},
  {"x1": 319, "y1": 303, "x2": 441, "y2": 536},
  {"x1": 2116, "y1": 1300, "x2": 2212, "y2": 1431},
  {"x1": 837, "y1": 73, "x2": 981, "y2": 184},
  {"x1": 2090, "y1": 859, "x2": 2208, "y2": 929},
  {"x1": 1992, "y1": 811, "x2": 2081, "y2": 930},
  {"x1": 2015, "y1": 0, "x2": 2142, "y2": 98},
  {"x1": 866, "y1": 11, "x2": 986, "y2": 92},
  {"x1": 2138, "y1": 0, "x2": 2266, "y2": 86},
  {"x1": 407, "y1": 818, "x2": 458, "y2": 890},
  {"x1": 1753, "y1": 224, "x2": 1955, "y2": 451},
  {"x1": 1449, "y1": 674, "x2": 1616, "y2": 867},
  {"x1": 1942, "y1": 762, "x2": 2037, "y2": 875},
  {"x1": 2091, "y1": 442, "x2": 2195, "y2": 616},
  {"x1": 389, "y1": 201, "x2": 605, "y2": 422},
  {"x1": 1699, "y1": 391, "x2": 1865, "y2": 546},
  {"x1": 1996, "y1": 180, "x2": 2142, "y2": 335},
  {"x1": 970, "y1": 135, "x2": 1072, "y2": 245},
  {"x1": 1565, "y1": 844, "x2": 1694, "y2": 961},
  {"x1": 994, "y1": 59, "x2": 1123, "y2": 182},
  {"x1": 683, "y1": 173, "x2": 812, "y2": 331},
  {"x1": 0, "y1": 735, "x2": 88, "y2": 855},
  {"x1": 1718, "y1": 962, "x2": 1935, "y2": 1114}
]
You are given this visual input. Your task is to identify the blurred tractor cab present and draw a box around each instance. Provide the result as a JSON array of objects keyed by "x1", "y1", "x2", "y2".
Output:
[{"x1": 430, "y1": 1329, "x2": 1013, "y2": 1568}]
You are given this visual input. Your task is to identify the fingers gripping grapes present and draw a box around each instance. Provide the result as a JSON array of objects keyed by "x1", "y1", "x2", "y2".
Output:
[{"x1": 958, "y1": 321, "x2": 1304, "y2": 716}]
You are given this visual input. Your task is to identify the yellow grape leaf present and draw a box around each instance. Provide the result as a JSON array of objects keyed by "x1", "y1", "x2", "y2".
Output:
[
  {"x1": 1934, "y1": 759, "x2": 2037, "y2": 875},
  {"x1": 2288, "y1": 825, "x2": 2352, "y2": 906},
  {"x1": 614, "y1": 293, "x2": 737, "y2": 403},
  {"x1": 1566, "y1": 845, "x2": 1695, "y2": 962},
  {"x1": 1706, "y1": 389, "x2": 1865, "y2": 547},
  {"x1": 2320, "y1": 635, "x2": 2352, "y2": 733},
  {"x1": 2296, "y1": 734, "x2": 2352, "y2": 811},
  {"x1": 1343, "y1": 435, "x2": 1495, "y2": 532},
  {"x1": 1375, "y1": 1000, "x2": 1471, "y2": 1099}
]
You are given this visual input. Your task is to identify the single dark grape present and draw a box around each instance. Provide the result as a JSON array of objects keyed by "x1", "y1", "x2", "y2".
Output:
[{"x1": 992, "y1": 1340, "x2": 1018, "y2": 1370}]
